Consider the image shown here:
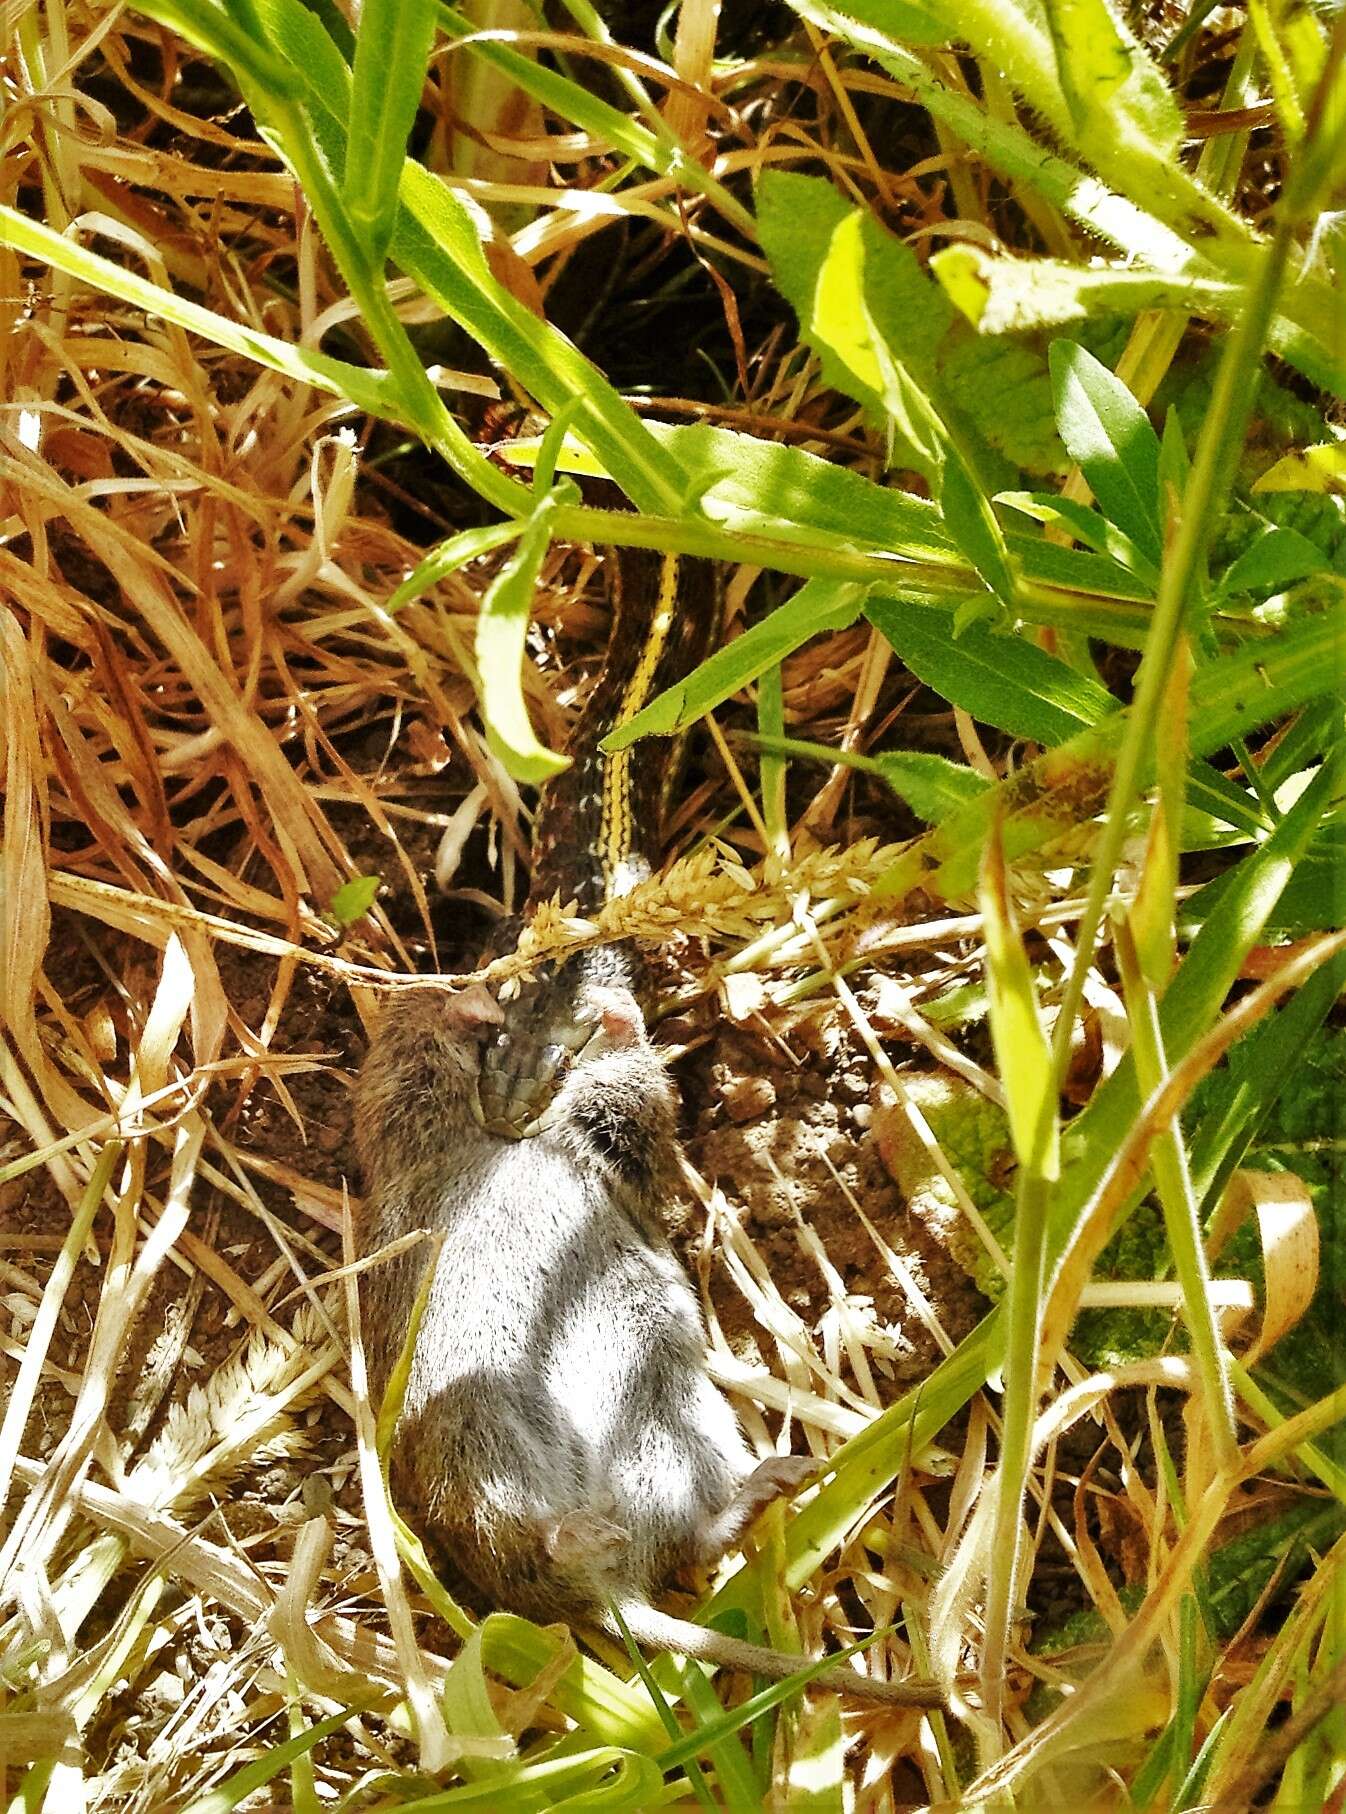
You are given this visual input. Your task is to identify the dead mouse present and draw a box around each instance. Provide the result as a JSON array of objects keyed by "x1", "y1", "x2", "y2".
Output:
[{"x1": 354, "y1": 960, "x2": 943, "y2": 1709}]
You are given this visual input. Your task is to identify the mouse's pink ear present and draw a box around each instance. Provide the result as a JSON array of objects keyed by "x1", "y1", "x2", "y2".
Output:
[
  {"x1": 579, "y1": 984, "x2": 643, "y2": 1047},
  {"x1": 448, "y1": 983, "x2": 504, "y2": 1032}
]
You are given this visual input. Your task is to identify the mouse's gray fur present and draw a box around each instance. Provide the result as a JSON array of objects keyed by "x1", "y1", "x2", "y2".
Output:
[{"x1": 354, "y1": 966, "x2": 943, "y2": 1709}]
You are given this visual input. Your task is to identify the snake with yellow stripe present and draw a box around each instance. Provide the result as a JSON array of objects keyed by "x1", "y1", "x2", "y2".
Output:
[{"x1": 476, "y1": 542, "x2": 720, "y2": 1137}]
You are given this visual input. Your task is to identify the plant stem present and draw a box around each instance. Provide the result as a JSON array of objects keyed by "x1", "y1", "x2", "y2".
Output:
[{"x1": 1114, "y1": 915, "x2": 1239, "y2": 1474}]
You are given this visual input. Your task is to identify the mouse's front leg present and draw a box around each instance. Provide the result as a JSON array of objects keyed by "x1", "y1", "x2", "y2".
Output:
[{"x1": 552, "y1": 983, "x2": 679, "y2": 1198}]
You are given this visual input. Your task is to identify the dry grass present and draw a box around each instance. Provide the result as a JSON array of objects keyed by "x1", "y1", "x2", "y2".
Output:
[{"x1": 1, "y1": 3, "x2": 1338, "y2": 1809}]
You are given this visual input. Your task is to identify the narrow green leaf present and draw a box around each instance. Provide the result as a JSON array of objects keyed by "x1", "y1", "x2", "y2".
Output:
[
  {"x1": 998, "y1": 490, "x2": 1158, "y2": 579},
  {"x1": 601, "y1": 579, "x2": 866, "y2": 750},
  {"x1": 387, "y1": 522, "x2": 525, "y2": 613},
  {"x1": 345, "y1": 0, "x2": 438, "y2": 261},
  {"x1": 476, "y1": 498, "x2": 570, "y2": 783},
  {"x1": 0, "y1": 205, "x2": 398, "y2": 421},
  {"x1": 1184, "y1": 816, "x2": 1346, "y2": 936},
  {"x1": 1050, "y1": 340, "x2": 1163, "y2": 566},
  {"x1": 180, "y1": 1710, "x2": 357, "y2": 1814},
  {"x1": 937, "y1": 446, "x2": 1017, "y2": 607},
  {"x1": 866, "y1": 598, "x2": 1117, "y2": 743},
  {"x1": 1219, "y1": 525, "x2": 1332, "y2": 595},
  {"x1": 979, "y1": 822, "x2": 1059, "y2": 1175}
]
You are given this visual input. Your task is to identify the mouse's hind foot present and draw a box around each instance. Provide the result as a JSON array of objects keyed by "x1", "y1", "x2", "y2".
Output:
[{"x1": 695, "y1": 1455, "x2": 817, "y2": 1565}]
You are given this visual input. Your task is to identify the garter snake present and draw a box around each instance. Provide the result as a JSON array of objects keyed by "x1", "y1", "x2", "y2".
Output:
[{"x1": 476, "y1": 540, "x2": 720, "y2": 1137}]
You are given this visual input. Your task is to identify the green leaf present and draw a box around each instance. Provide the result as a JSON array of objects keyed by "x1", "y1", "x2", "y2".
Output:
[
  {"x1": 873, "y1": 604, "x2": 1346, "y2": 902},
  {"x1": 779, "y1": 1698, "x2": 844, "y2": 1811},
  {"x1": 1253, "y1": 442, "x2": 1346, "y2": 495},
  {"x1": 813, "y1": 210, "x2": 939, "y2": 465},
  {"x1": 874, "y1": 751, "x2": 990, "y2": 822},
  {"x1": 757, "y1": 172, "x2": 884, "y2": 419},
  {"x1": 807, "y1": 207, "x2": 1014, "y2": 601},
  {"x1": 344, "y1": 0, "x2": 438, "y2": 262},
  {"x1": 937, "y1": 446, "x2": 1017, "y2": 607},
  {"x1": 940, "y1": 335, "x2": 1065, "y2": 477},
  {"x1": 1052, "y1": 748, "x2": 1346, "y2": 1242},
  {"x1": 180, "y1": 1710, "x2": 358, "y2": 1814},
  {"x1": 865, "y1": 598, "x2": 1117, "y2": 743},
  {"x1": 760, "y1": 171, "x2": 1058, "y2": 485},
  {"x1": 387, "y1": 522, "x2": 525, "y2": 613},
  {"x1": 325, "y1": 874, "x2": 382, "y2": 927},
  {"x1": 750, "y1": 735, "x2": 989, "y2": 824},
  {"x1": 1184, "y1": 816, "x2": 1346, "y2": 936},
  {"x1": 997, "y1": 490, "x2": 1158, "y2": 579},
  {"x1": 602, "y1": 578, "x2": 867, "y2": 749},
  {"x1": 1050, "y1": 341, "x2": 1163, "y2": 566},
  {"x1": 979, "y1": 823, "x2": 1058, "y2": 1175},
  {"x1": 475, "y1": 498, "x2": 571, "y2": 784},
  {"x1": 439, "y1": 1627, "x2": 511, "y2": 1782},
  {"x1": 649, "y1": 423, "x2": 953, "y2": 563},
  {"x1": 932, "y1": 245, "x2": 1233, "y2": 335},
  {"x1": 1219, "y1": 524, "x2": 1332, "y2": 595},
  {"x1": 0, "y1": 205, "x2": 398, "y2": 422},
  {"x1": 1044, "y1": 0, "x2": 1182, "y2": 154}
]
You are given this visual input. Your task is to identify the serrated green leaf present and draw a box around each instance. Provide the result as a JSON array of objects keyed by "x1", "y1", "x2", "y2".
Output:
[
  {"x1": 865, "y1": 598, "x2": 1117, "y2": 743},
  {"x1": 1050, "y1": 340, "x2": 1163, "y2": 565}
]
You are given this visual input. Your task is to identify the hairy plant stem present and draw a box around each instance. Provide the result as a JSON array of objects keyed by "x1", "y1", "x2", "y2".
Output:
[{"x1": 1113, "y1": 915, "x2": 1239, "y2": 1472}]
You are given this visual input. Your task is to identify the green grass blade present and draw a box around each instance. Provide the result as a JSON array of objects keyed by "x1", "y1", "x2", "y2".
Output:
[
  {"x1": 345, "y1": 0, "x2": 439, "y2": 263},
  {"x1": 0, "y1": 205, "x2": 398, "y2": 420}
]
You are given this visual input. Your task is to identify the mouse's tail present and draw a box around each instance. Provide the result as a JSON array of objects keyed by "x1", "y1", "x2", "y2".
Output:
[{"x1": 607, "y1": 1600, "x2": 946, "y2": 1710}]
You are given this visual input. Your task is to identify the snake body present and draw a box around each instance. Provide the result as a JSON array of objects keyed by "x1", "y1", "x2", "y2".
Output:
[{"x1": 526, "y1": 546, "x2": 719, "y2": 915}]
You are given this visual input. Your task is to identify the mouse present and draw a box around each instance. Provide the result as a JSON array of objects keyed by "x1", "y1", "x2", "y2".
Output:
[{"x1": 353, "y1": 957, "x2": 944, "y2": 1709}]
